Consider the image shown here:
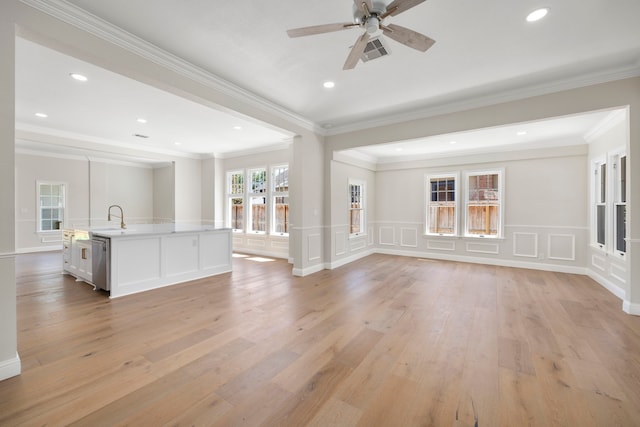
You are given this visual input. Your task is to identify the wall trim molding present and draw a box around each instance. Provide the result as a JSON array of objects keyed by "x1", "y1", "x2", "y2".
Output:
[
  {"x1": 15, "y1": 246, "x2": 62, "y2": 254},
  {"x1": 327, "y1": 249, "x2": 375, "y2": 270},
  {"x1": 623, "y1": 300, "x2": 640, "y2": 316},
  {"x1": 587, "y1": 269, "x2": 627, "y2": 301},
  {"x1": 374, "y1": 248, "x2": 586, "y2": 275},
  {"x1": 0, "y1": 353, "x2": 21, "y2": 381},
  {"x1": 292, "y1": 263, "x2": 324, "y2": 277}
]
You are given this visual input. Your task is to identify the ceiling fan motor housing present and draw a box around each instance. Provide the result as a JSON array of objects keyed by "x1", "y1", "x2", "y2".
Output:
[{"x1": 353, "y1": 1, "x2": 388, "y2": 24}]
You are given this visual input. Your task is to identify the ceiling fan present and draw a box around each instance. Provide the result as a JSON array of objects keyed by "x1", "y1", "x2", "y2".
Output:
[{"x1": 287, "y1": 0, "x2": 435, "y2": 70}]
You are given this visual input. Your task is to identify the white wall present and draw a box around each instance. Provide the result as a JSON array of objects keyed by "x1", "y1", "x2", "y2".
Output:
[
  {"x1": 153, "y1": 163, "x2": 175, "y2": 223},
  {"x1": 587, "y1": 112, "x2": 629, "y2": 300},
  {"x1": 328, "y1": 159, "x2": 376, "y2": 268},
  {"x1": 90, "y1": 160, "x2": 154, "y2": 227},
  {"x1": 15, "y1": 153, "x2": 89, "y2": 252},
  {"x1": 370, "y1": 146, "x2": 588, "y2": 272},
  {"x1": 174, "y1": 158, "x2": 202, "y2": 224},
  {"x1": 15, "y1": 152, "x2": 162, "y2": 252}
]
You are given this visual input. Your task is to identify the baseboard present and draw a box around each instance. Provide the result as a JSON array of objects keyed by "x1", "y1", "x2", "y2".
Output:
[
  {"x1": 0, "y1": 353, "x2": 21, "y2": 381},
  {"x1": 375, "y1": 248, "x2": 588, "y2": 275},
  {"x1": 292, "y1": 263, "x2": 325, "y2": 277},
  {"x1": 232, "y1": 248, "x2": 288, "y2": 260},
  {"x1": 327, "y1": 249, "x2": 375, "y2": 270},
  {"x1": 623, "y1": 300, "x2": 640, "y2": 316},
  {"x1": 587, "y1": 270, "x2": 627, "y2": 301}
]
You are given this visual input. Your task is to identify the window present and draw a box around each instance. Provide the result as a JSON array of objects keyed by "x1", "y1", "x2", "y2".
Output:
[
  {"x1": 349, "y1": 180, "x2": 365, "y2": 236},
  {"x1": 594, "y1": 161, "x2": 606, "y2": 247},
  {"x1": 227, "y1": 171, "x2": 244, "y2": 232},
  {"x1": 37, "y1": 181, "x2": 66, "y2": 232},
  {"x1": 614, "y1": 154, "x2": 626, "y2": 254},
  {"x1": 465, "y1": 170, "x2": 503, "y2": 238},
  {"x1": 272, "y1": 165, "x2": 289, "y2": 235},
  {"x1": 248, "y1": 168, "x2": 267, "y2": 233},
  {"x1": 426, "y1": 174, "x2": 458, "y2": 236}
]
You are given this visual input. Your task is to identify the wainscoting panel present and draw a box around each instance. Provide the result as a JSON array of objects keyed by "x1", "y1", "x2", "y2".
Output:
[
  {"x1": 548, "y1": 234, "x2": 575, "y2": 261},
  {"x1": 368, "y1": 227, "x2": 374, "y2": 246},
  {"x1": 350, "y1": 239, "x2": 367, "y2": 251},
  {"x1": 379, "y1": 227, "x2": 395, "y2": 246},
  {"x1": 308, "y1": 234, "x2": 321, "y2": 261},
  {"x1": 335, "y1": 231, "x2": 347, "y2": 256},
  {"x1": 513, "y1": 232, "x2": 538, "y2": 258},
  {"x1": 271, "y1": 240, "x2": 289, "y2": 250},
  {"x1": 591, "y1": 254, "x2": 607, "y2": 272},
  {"x1": 611, "y1": 263, "x2": 627, "y2": 284},
  {"x1": 466, "y1": 241, "x2": 499, "y2": 255},
  {"x1": 248, "y1": 239, "x2": 267, "y2": 248},
  {"x1": 427, "y1": 239, "x2": 456, "y2": 251},
  {"x1": 400, "y1": 228, "x2": 418, "y2": 248}
]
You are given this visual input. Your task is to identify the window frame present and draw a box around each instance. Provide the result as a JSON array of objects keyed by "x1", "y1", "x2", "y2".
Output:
[
  {"x1": 248, "y1": 167, "x2": 268, "y2": 234},
  {"x1": 348, "y1": 179, "x2": 366, "y2": 238},
  {"x1": 464, "y1": 169, "x2": 504, "y2": 239},
  {"x1": 227, "y1": 170, "x2": 245, "y2": 233},
  {"x1": 593, "y1": 158, "x2": 607, "y2": 249},
  {"x1": 36, "y1": 180, "x2": 67, "y2": 233},
  {"x1": 612, "y1": 151, "x2": 626, "y2": 256},
  {"x1": 425, "y1": 172, "x2": 459, "y2": 237},
  {"x1": 271, "y1": 164, "x2": 289, "y2": 236}
]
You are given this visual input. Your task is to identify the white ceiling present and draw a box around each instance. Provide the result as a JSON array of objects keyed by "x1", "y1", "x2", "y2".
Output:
[
  {"x1": 15, "y1": 37, "x2": 294, "y2": 159},
  {"x1": 14, "y1": 0, "x2": 640, "y2": 162}
]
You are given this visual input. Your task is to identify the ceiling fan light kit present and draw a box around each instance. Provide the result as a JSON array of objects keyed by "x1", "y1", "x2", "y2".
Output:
[{"x1": 287, "y1": 0, "x2": 435, "y2": 70}]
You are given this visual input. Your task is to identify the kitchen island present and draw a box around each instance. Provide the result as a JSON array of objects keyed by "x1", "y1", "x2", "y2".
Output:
[{"x1": 65, "y1": 224, "x2": 232, "y2": 298}]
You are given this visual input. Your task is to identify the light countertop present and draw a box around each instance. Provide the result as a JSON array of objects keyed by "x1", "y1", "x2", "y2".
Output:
[{"x1": 68, "y1": 224, "x2": 231, "y2": 238}]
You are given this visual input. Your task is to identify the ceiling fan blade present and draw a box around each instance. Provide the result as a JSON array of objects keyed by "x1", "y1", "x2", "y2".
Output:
[
  {"x1": 382, "y1": 23, "x2": 435, "y2": 52},
  {"x1": 287, "y1": 22, "x2": 357, "y2": 38},
  {"x1": 343, "y1": 32, "x2": 371, "y2": 70},
  {"x1": 354, "y1": 0, "x2": 373, "y2": 15},
  {"x1": 381, "y1": 0, "x2": 426, "y2": 18}
]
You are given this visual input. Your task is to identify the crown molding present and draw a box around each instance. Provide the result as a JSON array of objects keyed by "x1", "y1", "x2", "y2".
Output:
[
  {"x1": 19, "y1": 0, "x2": 321, "y2": 135},
  {"x1": 215, "y1": 140, "x2": 293, "y2": 160},
  {"x1": 324, "y1": 60, "x2": 640, "y2": 136},
  {"x1": 15, "y1": 124, "x2": 199, "y2": 161},
  {"x1": 583, "y1": 108, "x2": 627, "y2": 142}
]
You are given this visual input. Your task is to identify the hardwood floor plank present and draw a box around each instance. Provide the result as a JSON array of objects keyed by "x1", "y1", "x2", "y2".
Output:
[
  {"x1": 261, "y1": 360, "x2": 354, "y2": 426},
  {"x1": 216, "y1": 348, "x2": 300, "y2": 405},
  {"x1": 3, "y1": 251, "x2": 640, "y2": 426}
]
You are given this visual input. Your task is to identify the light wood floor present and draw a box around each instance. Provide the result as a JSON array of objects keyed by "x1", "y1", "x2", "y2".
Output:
[{"x1": 2, "y1": 252, "x2": 640, "y2": 426}]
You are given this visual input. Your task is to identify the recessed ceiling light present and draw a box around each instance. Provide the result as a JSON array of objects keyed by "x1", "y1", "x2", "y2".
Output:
[
  {"x1": 174, "y1": 142, "x2": 182, "y2": 146},
  {"x1": 395, "y1": 147, "x2": 404, "y2": 152},
  {"x1": 517, "y1": 131, "x2": 527, "y2": 136},
  {"x1": 526, "y1": 8, "x2": 548, "y2": 22},
  {"x1": 35, "y1": 112, "x2": 48, "y2": 118},
  {"x1": 233, "y1": 125, "x2": 243, "y2": 130},
  {"x1": 449, "y1": 140, "x2": 457, "y2": 144},
  {"x1": 323, "y1": 81, "x2": 335, "y2": 89},
  {"x1": 69, "y1": 73, "x2": 88, "y2": 82},
  {"x1": 137, "y1": 118, "x2": 147, "y2": 124}
]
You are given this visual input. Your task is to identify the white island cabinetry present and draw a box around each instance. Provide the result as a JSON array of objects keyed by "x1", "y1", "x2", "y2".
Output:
[
  {"x1": 91, "y1": 225, "x2": 232, "y2": 298},
  {"x1": 62, "y1": 229, "x2": 92, "y2": 284}
]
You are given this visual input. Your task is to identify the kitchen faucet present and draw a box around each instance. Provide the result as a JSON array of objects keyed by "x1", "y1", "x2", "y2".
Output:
[{"x1": 107, "y1": 205, "x2": 126, "y2": 229}]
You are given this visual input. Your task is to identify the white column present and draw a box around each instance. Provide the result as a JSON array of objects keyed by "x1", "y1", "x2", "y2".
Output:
[{"x1": 0, "y1": 0, "x2": 20, "y2": 381}]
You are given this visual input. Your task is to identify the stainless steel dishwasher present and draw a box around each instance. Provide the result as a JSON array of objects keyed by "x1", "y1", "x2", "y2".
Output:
[{"x1": 91, "y1": 236, "x2": 110, "y2": 291}]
